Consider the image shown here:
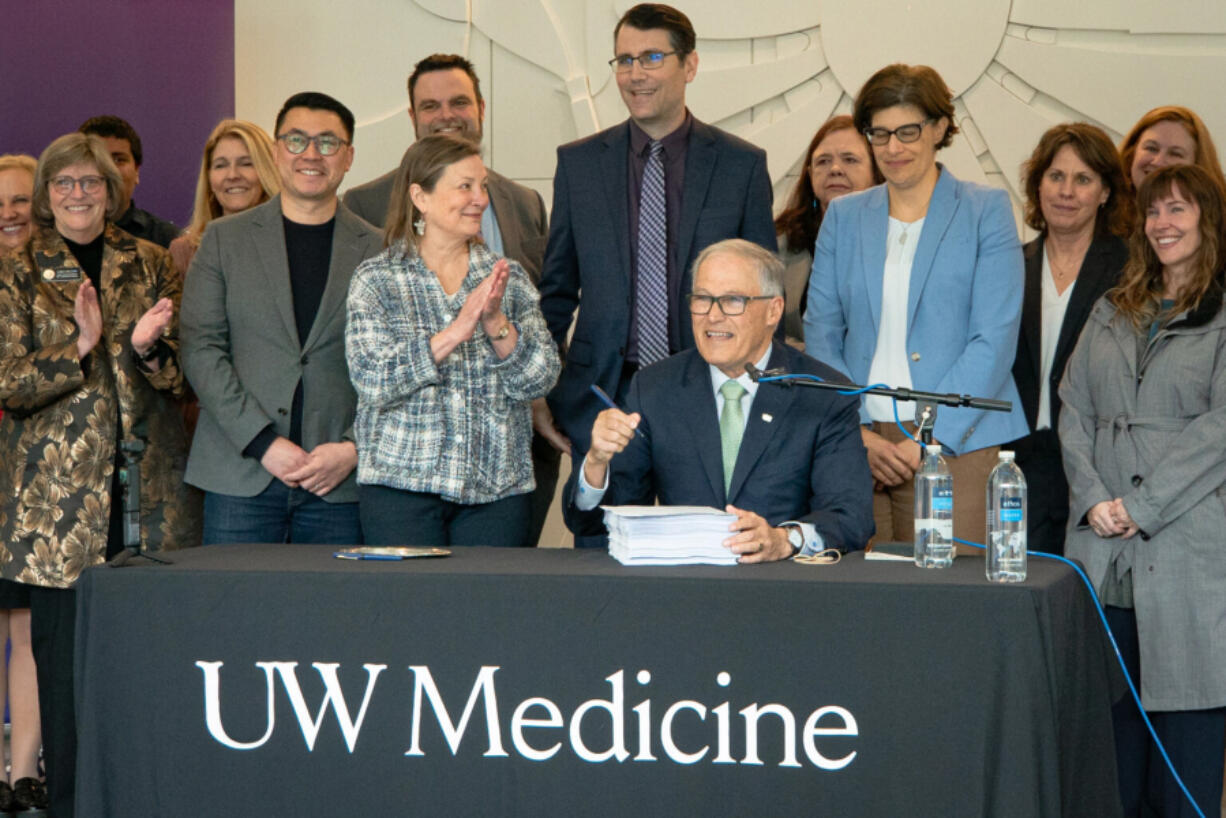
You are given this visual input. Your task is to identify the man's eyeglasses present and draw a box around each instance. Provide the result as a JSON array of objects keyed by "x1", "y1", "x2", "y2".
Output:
[
  {"x1": 277, "y1": 132, "x2": 349, "y2": 156},
  {"x1": 863, "y1": 119, "x2": 934, "y2": 146},
  {"x1": 609, "y1": 50, "x2": 679, "y2": 73},
  {"x1": 48, "y1": 175, "x2": 105, "y2": 196},
  {"x1": 688, "y1": 293, "x2": 775, "y2": 316}
]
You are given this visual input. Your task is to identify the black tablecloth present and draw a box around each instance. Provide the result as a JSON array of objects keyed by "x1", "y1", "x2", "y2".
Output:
[{"x1": 74, "y1": 546, "x2": 1123, "y2": 817}]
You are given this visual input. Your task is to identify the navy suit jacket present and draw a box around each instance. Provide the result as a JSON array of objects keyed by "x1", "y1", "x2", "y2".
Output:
[
  {"x1": 563, "y1": 343, "x2": 875, "y2": 553},
  {"x1": 539, "y1": 117, "x2": 776, "y2": 454}
]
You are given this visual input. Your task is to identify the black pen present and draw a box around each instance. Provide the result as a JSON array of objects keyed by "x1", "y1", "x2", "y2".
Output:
[{"x1": 589, "y1": 384, "x2": 646, "y2": 439}]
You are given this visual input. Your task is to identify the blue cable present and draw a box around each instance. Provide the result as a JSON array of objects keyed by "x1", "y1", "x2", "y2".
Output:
[
  {"x1": 891, "y1": 398, "x2": 917, "y2": 443},
  {"x1": 759, "y1": 370, "x2": 1204, "y2": 814},
  {"x1": 755, "y1": 373, "x2": 913, "y2": 440},
  {"x1": 953, "y1": 537, "x2": 1206, "y2": 818}
]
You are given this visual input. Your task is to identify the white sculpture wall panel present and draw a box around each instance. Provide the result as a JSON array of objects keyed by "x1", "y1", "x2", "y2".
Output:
[
  {"x1": 236, "y1": 0, "x2": 1226, "y2": 225},
  {"x1": 1010, "y1": 0, "x2": 1226, "y2": 34}
]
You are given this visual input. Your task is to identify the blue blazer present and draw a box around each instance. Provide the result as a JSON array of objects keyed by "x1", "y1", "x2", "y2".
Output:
[
  {"x1": 538, "y1": 118, "x2": 776, "y2": 454},
  {"x1": 562, "y1": 343, "x2": 875, "y2": 553},
  {"x1": 802, "y1": 167, "x2": 1028, "y2": 454}
]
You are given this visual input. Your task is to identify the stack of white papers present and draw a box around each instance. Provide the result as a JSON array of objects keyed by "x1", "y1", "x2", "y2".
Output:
[{"x1": 603, "y1": 505, "x2": 739, "y2": 566}]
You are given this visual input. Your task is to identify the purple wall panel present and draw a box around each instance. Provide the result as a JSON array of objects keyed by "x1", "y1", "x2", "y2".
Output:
[{"x1": 1, "y1": 1, "x2": 235, "y2": 228}]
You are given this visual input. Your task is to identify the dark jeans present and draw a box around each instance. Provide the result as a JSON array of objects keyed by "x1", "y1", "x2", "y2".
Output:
[
  {"x1": 202, "y1": 480, "x2": 362, "y2": 545},
  {"x1": 29, "y1": 585, "x2": 77, "y2": 818},
  {"x1": 359, "y1": 484, "x2": 532, "y2": 547},
  {"x1": 1106, "y1": 605, "x2": 1226, "y2": 817}
]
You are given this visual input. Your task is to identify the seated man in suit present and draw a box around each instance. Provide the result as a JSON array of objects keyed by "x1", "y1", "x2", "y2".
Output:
[{"x1": 564, "y1": 239, "x2": 873, "y2": 560}]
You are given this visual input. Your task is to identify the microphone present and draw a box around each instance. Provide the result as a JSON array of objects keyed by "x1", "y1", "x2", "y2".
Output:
[{"x1": 744, "y1": 362, "x2": 791, "y2": 383}]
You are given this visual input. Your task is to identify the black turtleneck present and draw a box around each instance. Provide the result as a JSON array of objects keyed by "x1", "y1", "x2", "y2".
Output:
[{"x1": 63, "y1": 231, "x2": 105, "y2": 288}]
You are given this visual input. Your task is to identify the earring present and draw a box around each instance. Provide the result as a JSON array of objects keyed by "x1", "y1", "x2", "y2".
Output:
[{"x1": 414, "y1": 217, "x2": 426, "y2": 236}]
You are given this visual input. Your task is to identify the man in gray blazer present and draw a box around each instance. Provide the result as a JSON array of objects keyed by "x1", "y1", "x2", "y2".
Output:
[
  {"x1": 344, "y1": 53, "x2": 564, "y2": 546},
  {"x1": 342, "y1": 54, "x2": 548, "y2": 282},
  {"x1": 182, "y1": 92, "x2": 382, "y2": 545}
]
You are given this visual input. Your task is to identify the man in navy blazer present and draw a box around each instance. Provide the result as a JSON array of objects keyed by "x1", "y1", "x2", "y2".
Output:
[
  {"x1": 537, "y1": 4, "x2": 777, "y2": 463},
  {"x1": 564, "y1": 240, "x2": 873, "y2": 560}
]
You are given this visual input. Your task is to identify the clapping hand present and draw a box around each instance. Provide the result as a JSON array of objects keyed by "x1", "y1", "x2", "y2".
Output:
[
  {"x1": 74, "y1": 280, "x2": 103, "y2": 359},
  {"x1": 132, "y1": 298, "x2": 174, "y2": 359}
]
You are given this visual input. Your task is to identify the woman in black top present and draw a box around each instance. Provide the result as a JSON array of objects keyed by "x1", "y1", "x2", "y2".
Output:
[{"x1": 1007, "y1": 123, "x2": 1129, "y2": 555}]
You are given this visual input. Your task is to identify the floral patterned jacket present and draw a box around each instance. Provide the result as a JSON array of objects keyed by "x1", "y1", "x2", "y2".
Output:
[{"x1": 0, "y1": 224, "x2": 201, "y2": 588}]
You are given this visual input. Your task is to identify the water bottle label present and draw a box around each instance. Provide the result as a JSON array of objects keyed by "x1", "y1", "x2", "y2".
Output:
[
  {"x1": 932, "y1": 487, "x2": 952, "y2": 512},
  {"x1": 999, "y1": 497, "x2": 1022, "y2": 523}
]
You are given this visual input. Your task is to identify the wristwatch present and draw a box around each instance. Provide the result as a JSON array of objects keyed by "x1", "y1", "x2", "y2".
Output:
[
  {"x1": 492, "y1": 321, "x2": 512, "y2": 340},
  {"x1": 784, "y1": 524, "x2": 804, "y2": 555}
]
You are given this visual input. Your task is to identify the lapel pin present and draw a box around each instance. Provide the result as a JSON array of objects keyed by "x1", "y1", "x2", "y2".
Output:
[
  {"x1": 42, "y1": 269, "x2": 55, "y2": 281},
  {"x1": 761, "y1": 413, "x2": 773, "y2": 423}
]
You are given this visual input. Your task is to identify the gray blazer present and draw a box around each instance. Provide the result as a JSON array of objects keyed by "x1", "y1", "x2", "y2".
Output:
[
  {"x1": 180, "y1": 196, "x2": 382, "y2": 503},
  {"x1": 1059, "y1": 290, "x2": 1226, "y2": 711},
  {"x1": 343, "y1": 166, "x2": 548, "y2": 284}
]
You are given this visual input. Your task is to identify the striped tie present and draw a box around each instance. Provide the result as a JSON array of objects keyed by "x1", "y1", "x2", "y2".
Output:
[
  {"x1": 719, "y1": 379, "x2": 747, "y2": 495},
  {"x1": 636, "y1": 140, "x2": 669, "y2": 366}
]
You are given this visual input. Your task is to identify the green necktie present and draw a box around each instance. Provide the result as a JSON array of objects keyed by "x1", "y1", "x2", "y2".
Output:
[{"x1": 719, "y1": 379, "x2": 747, "y2": 495}]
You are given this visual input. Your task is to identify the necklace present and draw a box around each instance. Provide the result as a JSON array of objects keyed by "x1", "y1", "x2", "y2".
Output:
[{"x1": 1046, "y1": 239, "x2": 1086, "y2": 284}]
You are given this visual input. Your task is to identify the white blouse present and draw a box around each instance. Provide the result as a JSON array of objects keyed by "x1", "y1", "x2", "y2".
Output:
[
  {"x1": 1036, "y1": 247, "x2": 1074, "y2": 430},
  {"x1": 866, "y1": 217, "x2": 925, "y2": 421}
]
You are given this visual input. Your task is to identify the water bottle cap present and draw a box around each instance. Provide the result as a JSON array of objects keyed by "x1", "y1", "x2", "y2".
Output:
[
  {"x1": 999, "y1": 450, "x2": 1015, "y2": 460},
  {"x1": 925, "y1": 443, "x2": 942, "y2": 455}
]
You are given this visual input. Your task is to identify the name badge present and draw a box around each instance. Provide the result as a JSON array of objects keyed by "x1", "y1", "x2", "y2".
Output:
[{"x1": 42, "y1": 267, "x2": 83, "y2": 282}]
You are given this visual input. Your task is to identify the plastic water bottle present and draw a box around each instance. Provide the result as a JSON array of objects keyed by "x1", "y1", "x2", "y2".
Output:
[
  {"x1": 986, "y1": 451, "x2": 1027, "y2": 582},
  {"x1": 914, "y1": 443, "x2": 954, "y2": 568}
]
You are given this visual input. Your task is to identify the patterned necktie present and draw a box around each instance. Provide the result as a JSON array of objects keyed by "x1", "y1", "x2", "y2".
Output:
[
  {"x1": 719, "y1": 379, "x2": 747, "y2": 495},
  {"x1": 636, "y1": 140, "x2": 669, "y2": 366}
]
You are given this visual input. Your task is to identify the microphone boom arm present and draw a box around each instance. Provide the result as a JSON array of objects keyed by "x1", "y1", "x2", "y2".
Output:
[{"x1": 744, "y1": 363, "x2": 1012, "y2": 446}]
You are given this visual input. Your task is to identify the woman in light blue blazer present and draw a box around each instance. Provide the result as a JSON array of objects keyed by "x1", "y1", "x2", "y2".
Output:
[{"x1": 804, "y1": 64, "x2": 1027, "y2": 546}]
